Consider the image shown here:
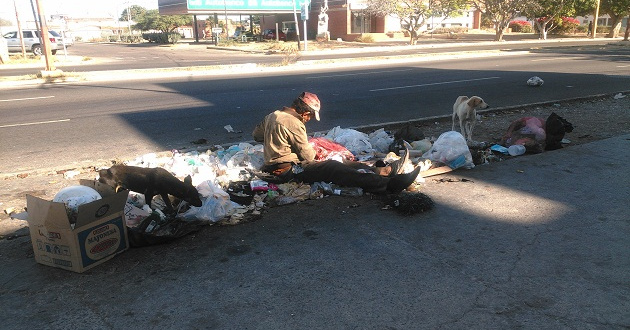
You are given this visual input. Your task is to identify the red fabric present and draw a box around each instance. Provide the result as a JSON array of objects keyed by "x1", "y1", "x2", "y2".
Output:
[{"x1": 309, "y1": 137, "x2": 355, "y2": 161}]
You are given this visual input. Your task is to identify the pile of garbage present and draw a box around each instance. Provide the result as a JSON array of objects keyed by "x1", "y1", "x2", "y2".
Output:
[{"x1": 49, "y1": 111, "x2": 573, "y2": 245}]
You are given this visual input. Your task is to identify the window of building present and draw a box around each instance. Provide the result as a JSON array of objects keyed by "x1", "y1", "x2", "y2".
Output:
[{"x1": 351, "y1": 10, "x2": 371, "y2": 33}]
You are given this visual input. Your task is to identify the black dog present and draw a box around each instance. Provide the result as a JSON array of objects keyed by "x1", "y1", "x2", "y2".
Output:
[
  {"x1": 98, "y1": 165, "x2": 203, "y2": 211},
  {"x1": 545, "y1": 112, "x2": 574, "y2": 150}
]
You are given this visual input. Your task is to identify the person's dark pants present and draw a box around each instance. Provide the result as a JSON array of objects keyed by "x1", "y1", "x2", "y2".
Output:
[{"x1": 295, "y1": 160, "x2": 390, "y2": 194}]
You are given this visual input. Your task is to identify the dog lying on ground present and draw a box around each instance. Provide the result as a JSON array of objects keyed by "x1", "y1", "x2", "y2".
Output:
[
  {"x1": 98, "y1": 165, "x2": 203, "y2": 211},
  {"x1": 452, "y1": 96, "x2": 489, "y2": 142}
]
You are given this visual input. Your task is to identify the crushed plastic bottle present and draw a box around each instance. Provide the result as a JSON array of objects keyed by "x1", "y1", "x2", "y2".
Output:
[
  {"x1": 331, "y1": 185, "x2": 363, "y2": 196},
  {"x1": 508, "y1": 144, "x2": 526, "y2": 156}
]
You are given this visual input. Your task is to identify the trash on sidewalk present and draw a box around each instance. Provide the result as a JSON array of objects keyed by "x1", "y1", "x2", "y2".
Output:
[
  {"x1": 500, "y1": 113, "x2": 574, "y2": 153},
  {"x1": 422, "y1": 131, "x2": 474, "y2": 170},
  {"x1": 25, "y1": 180, "x2": 129, "y2": 273},
  {"x1": 508, "y1": 144, "x2": 526, "y2": 156},
  {"x1": 384, "y1": 191, "x2": 434, "y2": 215},
  {"x1": 501, "y1": 116, "x2": 547, "y2": 153},
  {"x1": 83, "y1": 124, "x2": 500, "y2": 246},
  {"x1": 527, "y1": 76, "x2": 544, "y2": 86}
]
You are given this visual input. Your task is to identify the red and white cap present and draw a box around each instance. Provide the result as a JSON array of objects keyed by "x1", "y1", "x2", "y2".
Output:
[{"x1": 299, "y1": 92, "x2": 321, "y2": 121}]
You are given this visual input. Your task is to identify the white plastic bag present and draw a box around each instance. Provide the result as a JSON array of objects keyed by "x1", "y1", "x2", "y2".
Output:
[
  {"x1": 368, "y1": 128, "x2": 394, "y2": 153},
  {"x1": 324, "y1": 126, "x2": 373, "y2": 155},
  {"x1": 181, "y1": 196, "x2": 235, "y2": 223},
  {"x1": 422, "y1": 131, "x2": 474, "y2": 169}
]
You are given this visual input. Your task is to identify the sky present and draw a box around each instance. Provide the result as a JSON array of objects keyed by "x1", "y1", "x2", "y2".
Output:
[{"x1": 0, "y1": 0, "x2": 158, "y2": 24}]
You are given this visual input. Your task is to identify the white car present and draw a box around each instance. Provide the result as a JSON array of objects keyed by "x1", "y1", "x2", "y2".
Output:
[
  {"x1": 50, "y1": 30, "x2": 73, "y2": 47},
  {"x1": 2, "y1": 29, "x2": 60, "y2": 56}
]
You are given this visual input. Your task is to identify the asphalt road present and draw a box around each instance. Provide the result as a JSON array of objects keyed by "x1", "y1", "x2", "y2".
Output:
[
  {"x1": 1, "y1": 43, "x2": 629, "y2": 176},
  {"x1": 0, "y1": 38, "x2": 615, "y2": 77}
]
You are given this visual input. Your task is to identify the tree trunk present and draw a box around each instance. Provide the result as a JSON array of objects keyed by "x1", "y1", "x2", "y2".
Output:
[
  {"x1": 534, "y1": 21, "x2": 548, "y2": 40},
  {"x1": 494, "y1": 22, "x2": 505, "y2": 41},
  {"x1": 409, "y1": 29, "x2": 418, "y2": 45},
  {"x1": 606, "y1": 17, "x2": 622, "y2": 38},
  {"x1": 494, "y1": 28, "x2": 504, "y2": 41}
]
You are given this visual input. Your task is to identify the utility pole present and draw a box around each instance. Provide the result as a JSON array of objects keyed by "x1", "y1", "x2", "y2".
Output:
[
  {"x1": 591, "y1": 0, "x2": 600, "y2": 39},
  {"x1": 34, "y1": 0, "x2": 55, "y2": 71},
  {"x1": 126, "y1": 1, "x2": 132, "y2": 37},
  {"x1": 13, "y1": 0, "x2": 26, "y2": 58},
  {"x1": 293, "y1": 0, "x2": 301, "y2": 50}
]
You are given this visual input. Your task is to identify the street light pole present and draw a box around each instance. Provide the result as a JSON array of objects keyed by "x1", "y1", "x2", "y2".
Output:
[
  {"x1": 34, "y1": 0, "x2": 55, "y2": 71},
  {"x1": 13, "y1": 0, "x2": 26, "y2": 58},
  {"x1": 591, "y1": 0, "x2": 600, "y2": 39},
  {"x1": 126, "y1": 1, "x2": 132, "y2": 37}
]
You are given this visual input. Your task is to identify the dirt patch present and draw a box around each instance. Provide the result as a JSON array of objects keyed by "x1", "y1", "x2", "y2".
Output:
[
  {"x1": 1, "y1": 93, "x2": 628, "y2": 238},
  {"x1": 381, "y1": 93, "x2": 630, "y2": 147}
]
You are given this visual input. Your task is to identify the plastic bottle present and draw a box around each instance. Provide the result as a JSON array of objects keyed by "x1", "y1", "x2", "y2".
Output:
[
  {"x1": 508, "y1": 144, "x2": 526, "y2": 156},
  {"x1": 331, "y1": 185, "x2": 363, "y2": 196}
]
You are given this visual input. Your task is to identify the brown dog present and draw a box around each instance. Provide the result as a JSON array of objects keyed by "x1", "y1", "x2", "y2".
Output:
[
  {"x1": 452, "y1": 96, "x2": 489, "y2": 142},
  {"x1": 98, "y1": 165, "x2": 202, "y2": 211}
]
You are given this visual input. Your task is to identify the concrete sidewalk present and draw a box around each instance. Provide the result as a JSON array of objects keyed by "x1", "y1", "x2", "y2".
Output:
[{"x1": 1, "y1": 134, "x2": 628, "y2": 329}]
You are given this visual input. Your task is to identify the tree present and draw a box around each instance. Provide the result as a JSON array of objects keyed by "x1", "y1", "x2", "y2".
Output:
[
  {"x1": 522, "y1": 0, "x2": 596, "y2": 40},
  {"x1": 134, "y1": 9, "x2": 193, "y2": 33},
  {"x1": 120, "y1": 5, "x2": 147, "y2": 22},
  {"x1": 600, "y1": 0, "x2": 630, "y2": 38},
  {"x1": 470, "y1": 0, "x2": 527, "y2": 41},
  {"x1": 366, "y1": 0, "x2": 468, "y2": 45}
]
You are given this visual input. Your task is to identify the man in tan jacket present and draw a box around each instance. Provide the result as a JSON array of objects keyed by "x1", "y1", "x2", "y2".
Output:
[{"x1": 253, "y1": 92, "x2": 419, "y2": 194}]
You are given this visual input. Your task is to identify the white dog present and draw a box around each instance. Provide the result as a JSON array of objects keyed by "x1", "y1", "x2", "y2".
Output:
[{"x1": 452, "y1": 96, "x2": 489, "y2": 142}]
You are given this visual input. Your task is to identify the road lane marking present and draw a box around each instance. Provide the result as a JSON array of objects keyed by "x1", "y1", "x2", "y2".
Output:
[
  {"x1": 531, "y1": 57, "x2": 580, "y2": 61},
  {"x1": 307, "y1": 69, "x2": 413, "y2": 79},
  {"x1": 0, "y1": 96, "x2": 55, "y2": 102},
  {"x1": 0, "y1": 119, "x2": 70, "y2": 128},
  {"x1": 369, "y1": 76, "x2": 501, "y2": 92}
]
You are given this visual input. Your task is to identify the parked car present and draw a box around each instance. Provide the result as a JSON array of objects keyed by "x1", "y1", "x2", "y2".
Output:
[
  {"x1": 49, "y1": 30, "x2": 73, "y2": 47},
  {"x1": 262, "y1": 29, "x2": 286, "y2": 41},
  {"x1": 2, "y1": 29, "x2": 60, "y2": 56}
]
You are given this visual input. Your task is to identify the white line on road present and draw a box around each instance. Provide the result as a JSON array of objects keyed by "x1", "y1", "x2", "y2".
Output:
[
  {"x1": 0, "y1": 96, "x2": 55, "y2": 102},
  {"x1": 530, "y1": 57, "x2": 581, "y2": 62},
  {"x1": 0, "y1": 119, "x2": 70, "y2": 128},
  {"x1": 307, "y1": 69, "x2": 413, "y2": 79},
  {"x1": 369, "y1": 76, "x2": 501, "y2": 92}
]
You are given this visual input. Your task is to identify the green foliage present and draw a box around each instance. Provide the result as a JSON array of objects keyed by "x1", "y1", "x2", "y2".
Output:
[
  {"x1": 120, "y1": 34, "x2": 144, "y2": 43},
  {"x1": 142, "y1": 32, "x2": 182, "y2": 44},
  {"x1": 534, "y1": 16, "x2": 580, "y2": 35},
  {"x1": 522, "y1": 0, "x2": 588, "y2": 38},
  {"x1": 600, "y1": 0, "x2": 630, "y2": 37},
  {"x1": 600, "y1": 0, "x2": 630, "y2": 17},
  {"x1": 367, "y1": 0, "x2": 469, "y2": 44},
  {"x1": 557, "y1": 17, "x2": 579, "y2": 34},
  {"x1": 573, "y1": 0, "x2": 599, "y2": 16},
  {"x1": 119, "y1": 5, "x2": 147, "y2": 21},
  {"x1": 134, "y1": 9, "x2": 193, "y2": 33},
  {"x1": 471, "y1": 0, "x2": 522, "y2": 41}
]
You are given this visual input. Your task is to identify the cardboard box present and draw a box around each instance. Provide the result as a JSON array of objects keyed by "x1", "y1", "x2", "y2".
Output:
[{"x1": 26, "y1": 180, "x2": 129, "y2": 273}]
